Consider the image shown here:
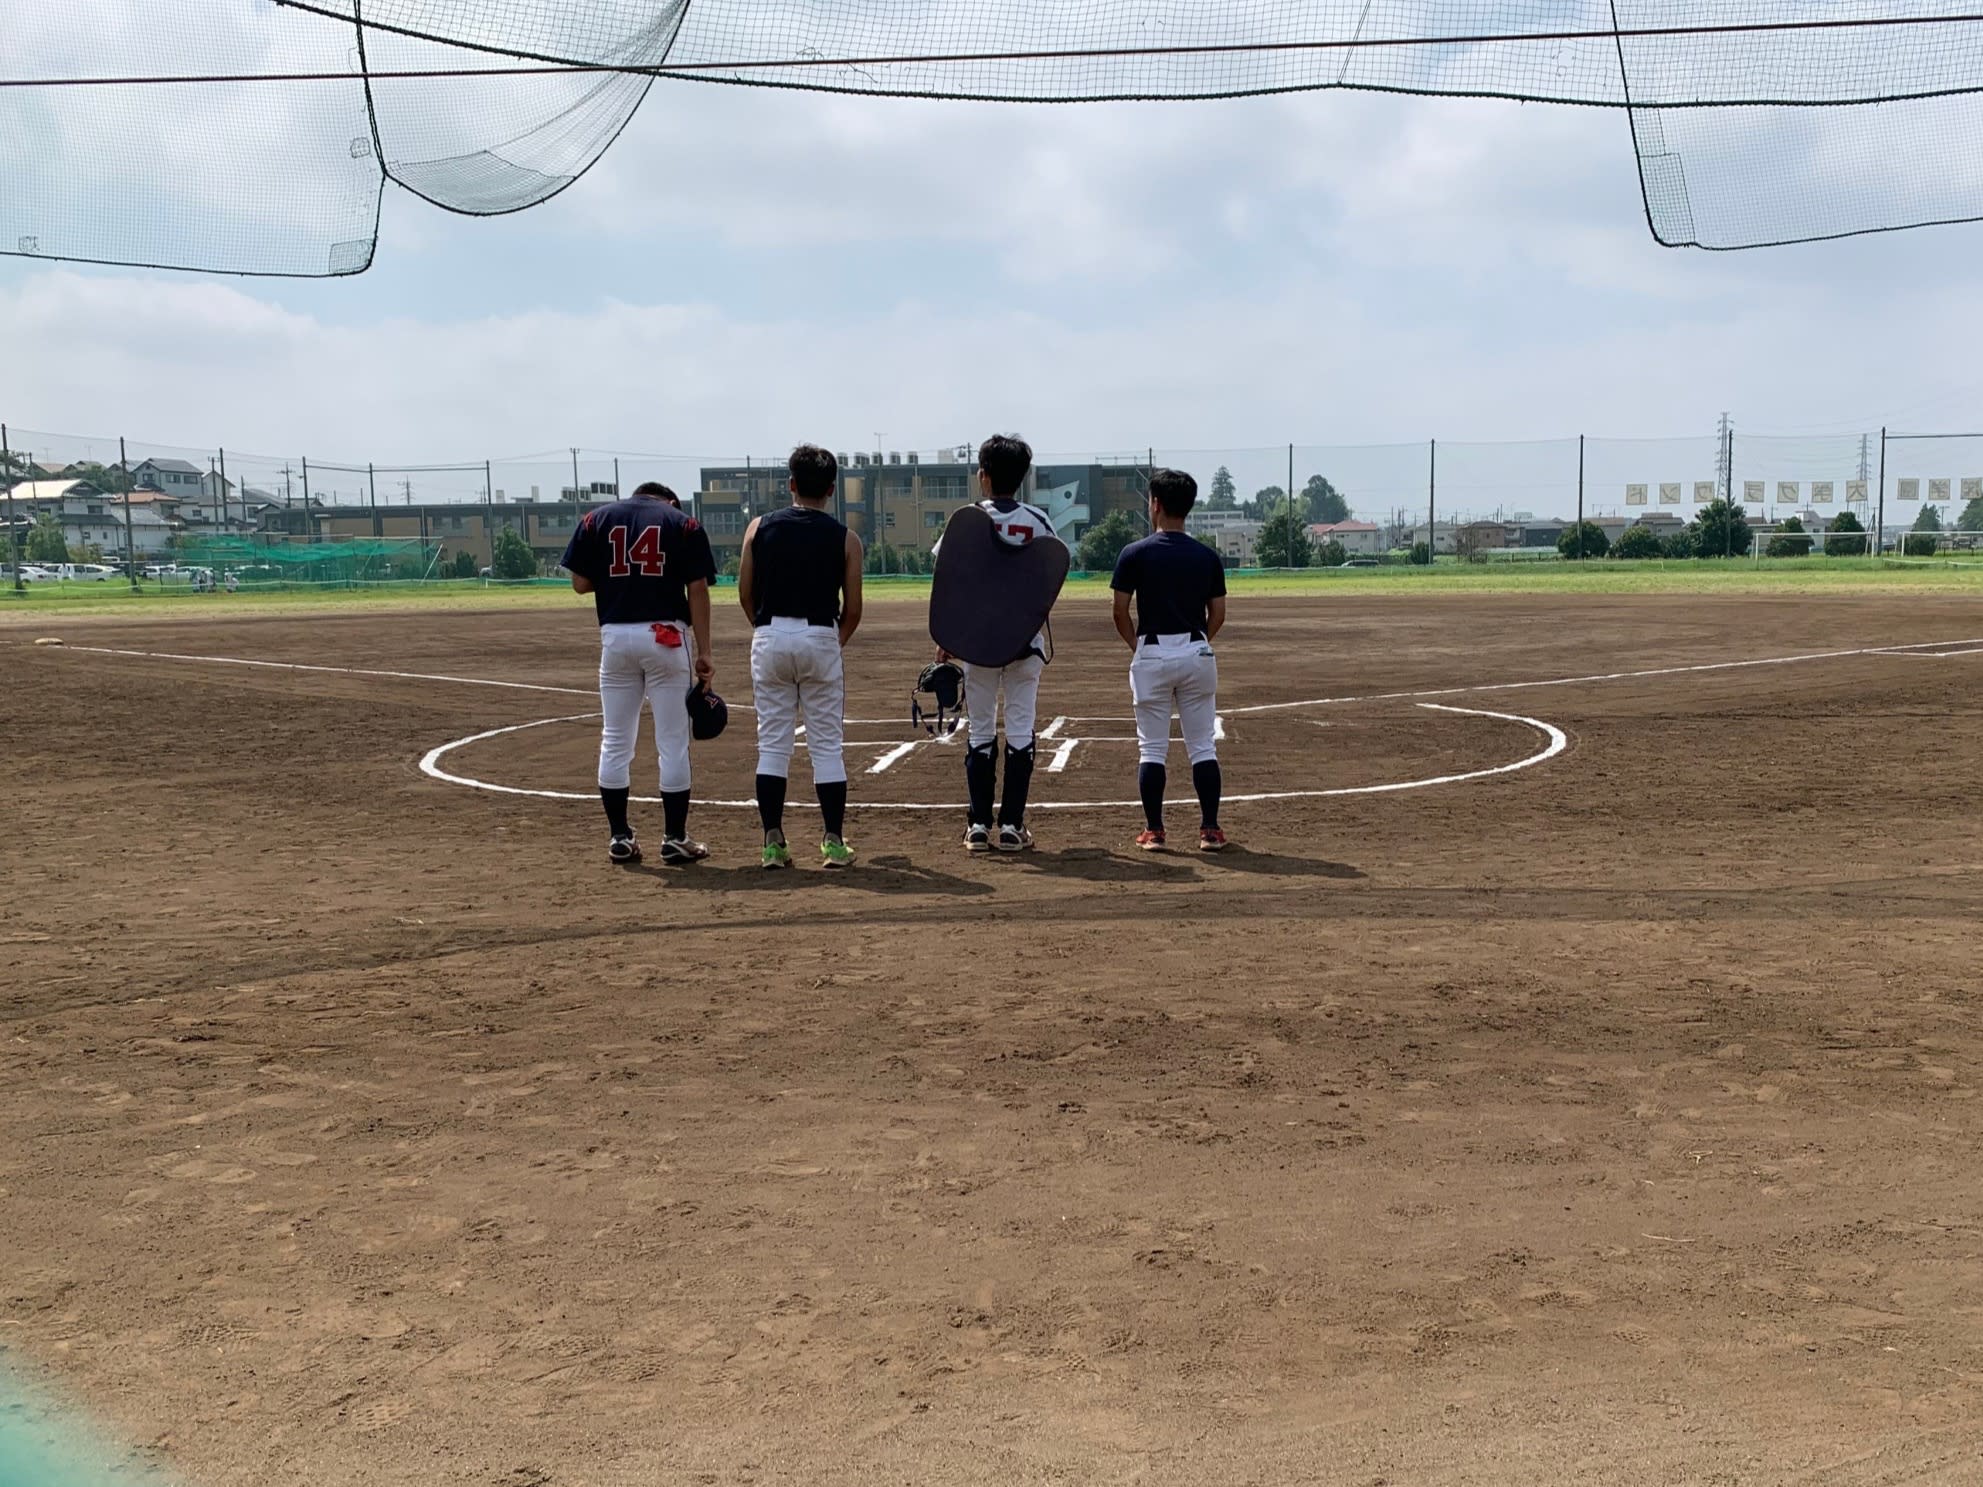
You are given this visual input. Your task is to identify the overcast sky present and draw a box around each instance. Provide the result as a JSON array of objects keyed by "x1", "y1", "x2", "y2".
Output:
[{"x1": 5, "y1": 75, "x2": 1983, "y2": 516}]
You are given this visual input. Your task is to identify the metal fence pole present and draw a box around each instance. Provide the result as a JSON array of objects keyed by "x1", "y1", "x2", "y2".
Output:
[
  {"x1": 368, "y1": 461, "x2": 380, "y2": 538},
  {"x1": 301, "y1": 456, "x2": 312, "y2": 539},
  {"x1": 219, "y1": 446, "x2": 230, "y2": 535},
  {"x1": 1576, "y1": 434, "x2": 1586, "y2": 558},
  {"x1": 1427, "y1": 438, "x2": 1437, "y2": 565},
  {"x1": 1876, "y1": 426, "x2": 1887, "y2": 559},
  {"x1": 3, "y1": 424, "x2": 20, "y2": 592},
  {"x1": 119, "y1": 436, "x2": 138, "y2": 590}
]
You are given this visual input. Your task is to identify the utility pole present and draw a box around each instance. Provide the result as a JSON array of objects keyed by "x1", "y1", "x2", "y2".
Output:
[
  {"x1": 570, "y1": 447, "x2": 581, "y2": 524},
  {"x1": 1427, "y1": 439, "x2": 1437, "y2": 565},
  {"x1": 218, "y1": 447, "x2": 231, "y2": 536},
  {"x1": 119, "y1": 437, "x2": 138, "y2": 590},
  {"x1": 401, "y1": 478, "x2": 413, "y2": 506},
  {"x1": 3, "y1": 424, "x2": 20, "y2": 592}
]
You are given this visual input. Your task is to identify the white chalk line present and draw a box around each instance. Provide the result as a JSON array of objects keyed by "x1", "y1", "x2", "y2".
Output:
[
  {"x1": 416, "y1": 704, "x2": 1565, "y2": 811},
  {"x1": 1221, "y1": 636, "x2": 1983, "y2": 715},
  {"x1": 55, "y1": 644, "x2": 914, "y2": 722}
]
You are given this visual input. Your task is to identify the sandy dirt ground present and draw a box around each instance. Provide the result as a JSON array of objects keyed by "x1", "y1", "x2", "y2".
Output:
[{"x1": 3, "y1": 591, "x2": 1981, "y2": 1486}]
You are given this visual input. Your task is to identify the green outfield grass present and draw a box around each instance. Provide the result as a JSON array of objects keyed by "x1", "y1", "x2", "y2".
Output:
[{"x1": 5, "y1": 557, "x2": 1981, "y2": 625}]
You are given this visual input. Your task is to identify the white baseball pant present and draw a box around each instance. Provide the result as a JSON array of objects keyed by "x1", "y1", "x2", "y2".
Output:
[
  {"x1": 1130, "y1": 634, "x2": 1219, "y2": 766},
  {"x1": 963, "y1": 655, "x2": 1045, "y2": 750},
  {"x1": 597, "y1": 621, "x2": 693, "y2": 793},
  {"x1": 751, "y1": 617, "x2": 847, "y2": 784}
]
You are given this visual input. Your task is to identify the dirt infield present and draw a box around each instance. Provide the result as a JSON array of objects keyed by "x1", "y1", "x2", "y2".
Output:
[{"x1": 4, "y1": 591, "x2": 1981, "y2": 1486}]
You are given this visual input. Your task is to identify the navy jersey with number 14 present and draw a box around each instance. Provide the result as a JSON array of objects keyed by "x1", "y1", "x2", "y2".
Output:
[{"x1": 561, "y1": 497, "x2": 717, "y2": 627}]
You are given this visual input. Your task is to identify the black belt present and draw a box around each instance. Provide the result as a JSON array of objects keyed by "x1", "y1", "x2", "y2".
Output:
[{"x1": 1140, "y1": 630, "x2": 1206, "y2": 643}]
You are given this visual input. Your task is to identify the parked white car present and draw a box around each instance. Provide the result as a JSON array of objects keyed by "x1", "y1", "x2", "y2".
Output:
[{"x1": 75, "y1": 564, "x2": 117, "y2": 581}]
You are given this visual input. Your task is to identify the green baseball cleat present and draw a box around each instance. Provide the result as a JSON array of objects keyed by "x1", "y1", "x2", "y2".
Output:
[{"x1": 819, "y1": 835, "x2": 856, "y2": 869}]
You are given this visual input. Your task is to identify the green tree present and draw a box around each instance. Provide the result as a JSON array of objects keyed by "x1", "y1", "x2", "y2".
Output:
[
  {"x1": 1244, "y1": 485, "x2": 1286, "y2": 520},
  {"x1": 1825, "y1": 510, "x2": 1868, "y2": 557},
  {"x1": 1302, "y1": 474, "x2": 1349, "y2": 525},
  {"x1": 1689, "y1": 499, "x2": 1753, "y2": 559},
  {"x1": 450, "y1": 548, "x2": 478, "y2": 578},
  {"x1": 1662, "y1": 529, "x2": 1697, "y2": 559},
  {"x1": 1765, "y1": 514, "x2": 1813, "y2": 558},
  {"x1": 1409, "y1": 540, "x2": 1433, "y2": 566},
  {"x1": 1556, "y1": 521, "x2": 1609, "y2": 560},
  {"x1": 1075, "y1": 509, "x2": 1141, "y2": 573},
  {"x1": 1903, "y1": 532, "x2": 1939, "y2": 557},
  {"x1": 1255, "y1": 506, "x2": 1313, "y2": 568},
  {"x1": 25, "y1": 513, "x2": 67, "y2": 564},
  {"x1": 1316, "y1": 538, "x2": 1347, "y2": 568},
  {"x1": 62, "y1": 461, "x2": 135, "y2": 494},
  {"x1": 1195, "y1": 532, "x2": 1227, "y2": 566},
  {"x1": 1206, "y1": 466, "x2": 1238, "y2": 512},
  {"x1": 1611, "y1": 524, "x2": 1664, "y2": 560},
  {"x1": 1959, "y1": 494, "x2": 1983, "y2": 532},
  {"x1": 1913, "y1": 504, "x2": 1943, "y2": 533},
  {"x1": 490, "y1": 526, "x2": 537, "y2": 579}
]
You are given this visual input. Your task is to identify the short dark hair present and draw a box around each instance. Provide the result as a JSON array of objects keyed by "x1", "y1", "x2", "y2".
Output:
[
  {"x1": 977, "y1": 434, "x2": 1032, "y2": 499},
  {"x1": 632, "y1": 481, "x2": 680, "y2": 507},
  {"x1": 789, "y1": 444, "x2": 838, "y2": 501},
  {"x1": 1149, "y1": 468, "x2": 1198, "y2": 519}
]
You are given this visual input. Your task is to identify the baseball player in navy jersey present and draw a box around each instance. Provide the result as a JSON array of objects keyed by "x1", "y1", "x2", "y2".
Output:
[
  {"x1": 737, "y1": 445, "x2": 865, "y2": 870},
  {"x1": 561, "y1": 481, "x2": 717, "y2": 865},
  {"x1": 1110, "y1": 468, "x2": 1229, "y2": 852},
  {"x1": 932, "y1": 434, "x2": 1057, "y2": 853}
]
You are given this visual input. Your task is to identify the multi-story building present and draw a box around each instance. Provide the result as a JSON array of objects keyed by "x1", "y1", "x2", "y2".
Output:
[
  {"x1": 4, "y1": 479, "x2": 177, "y2": 557},
  {"x1": 309, "y1": 499, "x2": 591, "y2": 572}
]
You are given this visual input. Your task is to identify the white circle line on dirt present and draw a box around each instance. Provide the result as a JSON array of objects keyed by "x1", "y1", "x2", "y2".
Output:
[{"x1": 416, "y1": 703, "x2": 1567, "y2": 811}]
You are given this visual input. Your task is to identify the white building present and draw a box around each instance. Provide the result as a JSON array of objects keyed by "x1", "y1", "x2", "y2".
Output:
[{"x1": 6, "y1": 479, "x2": 176, "y2": 556}]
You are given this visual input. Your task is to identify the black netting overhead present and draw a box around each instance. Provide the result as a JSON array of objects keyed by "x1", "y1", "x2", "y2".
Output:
[{"x1": 5, "y1": 1, "x2": 1983, "y2": 273}]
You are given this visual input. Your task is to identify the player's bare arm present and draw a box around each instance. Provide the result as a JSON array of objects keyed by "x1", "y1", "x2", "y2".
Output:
[
  {"x1": 735, "y1": 516, "x2": 762, "y2": 619},
  {"x1": 1113, "y1": 589, "x2": 1137, "y2": 650},
  {"x1": 571, "y1": 573, "x2": 594, "y2": 596},
  {"x1": 1205, "y1": 594, "x2": 1227, "y2": 642},
  {"x1": 687, "y1": 578, "x2": 714, "y2": 683},
  {"x1": 838, "y1": 531, "x2": 865, "y2": 647}
]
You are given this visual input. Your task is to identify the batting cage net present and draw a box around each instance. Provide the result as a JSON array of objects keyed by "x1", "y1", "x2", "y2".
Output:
[
  {"x1": 172, "y1": 534, "x2": 442, "y2": 587},
  {"x1": 5, "y1": 2, "x2": 1983, "y2": 272}
]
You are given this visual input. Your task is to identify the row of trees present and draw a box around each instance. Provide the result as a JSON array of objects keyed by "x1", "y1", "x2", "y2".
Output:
[
  {"x1": 1553, "y1": 504, "x2": 1877, "y2": 561},
  {"x1": 1204, "y1": 466, "x2": 1351, "y2": 525}
]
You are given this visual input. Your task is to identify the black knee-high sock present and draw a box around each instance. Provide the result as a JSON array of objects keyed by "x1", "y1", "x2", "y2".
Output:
[
  {"x1": 965, "y1": 743, "x2": 997, "y2": 827},
  {"x1": 1138, "y1": 762, "x2": 1167, "y2": 832},
  {"x1": 662, "y1": 789, "x2": 690, "y2": 841},
  {"x1": 1192, "y1": 759, "x2": 1222, "y2": 830},
  {"x1": 600, "y1": 786, "x2": 631, "y2": 837},
  {"x1": 816, "y1": 780, "x2": 848, "y2": 839},
  {"x1": 756, "y1": 774, "x2": 788, "y2": 835},
  {"x1": 999, "y1": 742, "x2": 1035, "y2": 827}
]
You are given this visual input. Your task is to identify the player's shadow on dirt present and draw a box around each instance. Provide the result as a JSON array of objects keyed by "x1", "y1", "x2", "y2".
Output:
[
  {"x1": 1008, "y1": 848, "x2": 1206, "y2": 883},
  {"x1": 1013, "y1": 845, "x2": 1363, "y2": 882},
  {"x1": 624, "y1": 856, "x2": 992, "y2": 898},
  {"x1": 1193, "y1": 845, "x2": 1365, "y2": 880}
]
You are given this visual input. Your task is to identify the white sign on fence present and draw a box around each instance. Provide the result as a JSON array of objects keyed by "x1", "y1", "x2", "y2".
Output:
[
  {"x1": 1929, "y1": 478, "x2": 1951, "y2": 504},
  {"x1": 1898, "y1": 478, "x2": 1921, "y2": 501},
  {"x1": 1963, "y1": 477, "x2": 1982, "y2": 502},
  {"x1": 1694, "y1": 481, "x2": 1717, "y2": 504},
  {"x1": 1626, "y1": 484, "x2": 1648, "y2": 506},
  {"x1": 1659, "y1": 482, "x2": 1682, "y2": 505},
  {"x1": 1745, "y1": 481, "x2": 1764, "y2": 503},
  {"x1": 1781, "y1": 481, "x2": 1803, "y2": 504},
  {"x1": 1845, "y1": 480, "x2": 1865, "y2": 503}
]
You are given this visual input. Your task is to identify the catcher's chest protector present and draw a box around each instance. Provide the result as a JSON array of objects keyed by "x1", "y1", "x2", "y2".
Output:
[{"x1": 928, "y1": 504, "x2": 1071, "y2": 668}]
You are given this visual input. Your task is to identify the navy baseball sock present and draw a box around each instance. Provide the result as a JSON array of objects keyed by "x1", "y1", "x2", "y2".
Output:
[
  {"x1": 600, "y1": 786, "x2": 632, "y2": 838},
  {"x1": 965, "y1": 743, "x2": 997, "y2": 827},
  {"x1": 1138, "y1": 762, "x2": 1167, "y2": 832},
  {"x1": 755, "y1": 774, "x2": 788, "y2": 835},
  {"x1": 816, "y1": 780, "x2": 848, "y2": 839},
  {"x1": 1192, "y1": 759, "x2": 1222, "y2": 831},
  {"x1": 661, "y1": 789, "x2": 690, "y2": 841},
  {"x1": 999, "y1": 742, "x2": 1035, "y2": 827}
]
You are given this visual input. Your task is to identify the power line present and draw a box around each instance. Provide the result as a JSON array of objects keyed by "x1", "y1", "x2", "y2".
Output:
[{"x1": 9, "y1": 10, "x2": 1983, "y2": 90}]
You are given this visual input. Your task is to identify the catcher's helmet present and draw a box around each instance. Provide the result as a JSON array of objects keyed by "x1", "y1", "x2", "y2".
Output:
[
  {"x1": 686, "y1": 681, "x2": 729, "y2": 741},
  {"x1": 913, "y1": 660, "x2": 966, "y2": 736}
]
